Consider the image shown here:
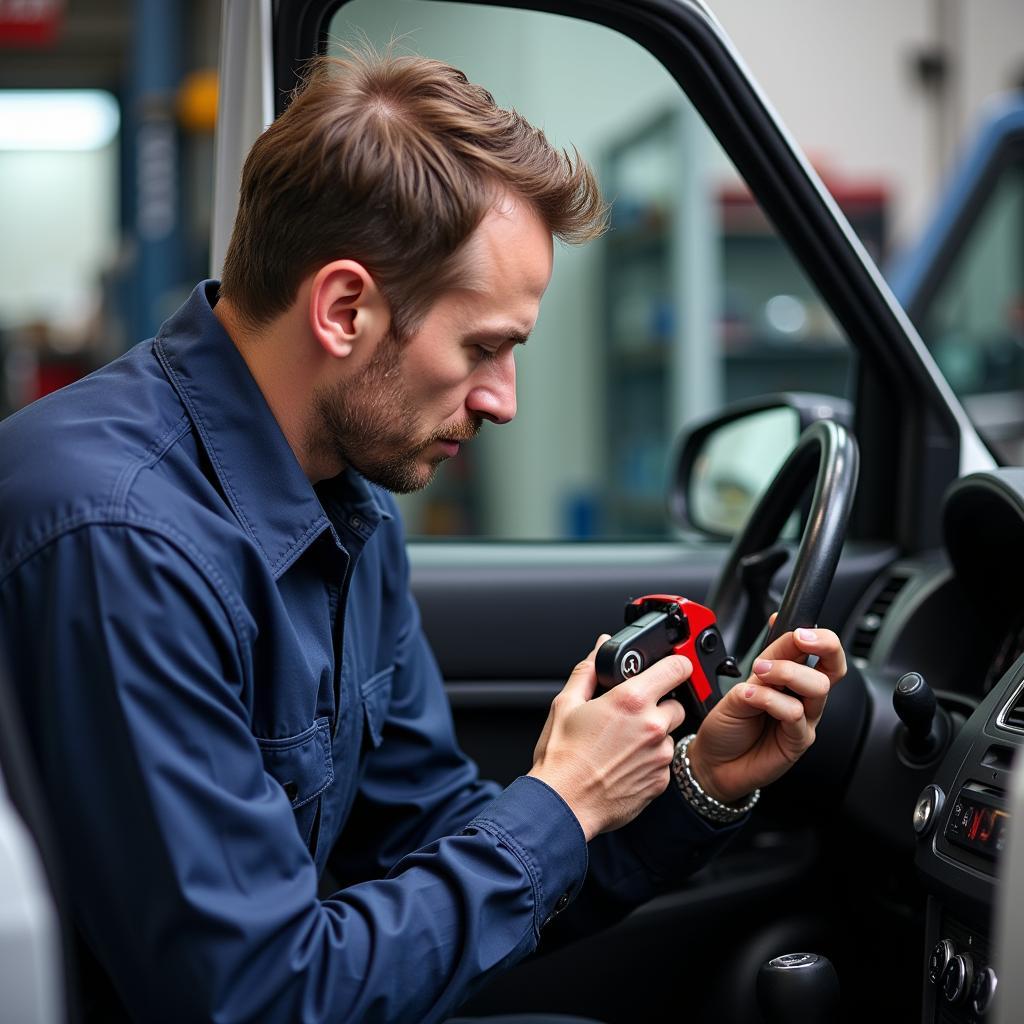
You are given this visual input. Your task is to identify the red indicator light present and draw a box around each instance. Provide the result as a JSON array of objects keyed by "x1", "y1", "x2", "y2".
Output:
[
  {"x1": 968, "y1": 809, "x2": 982, "y2": 841},
  {"x1": 978, "y1": 809, "x2": 995, "y2": 843}
]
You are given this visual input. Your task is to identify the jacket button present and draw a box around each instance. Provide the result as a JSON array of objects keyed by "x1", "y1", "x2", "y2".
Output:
[{"x1": 542, "y1": 892, "x2": 572, "y2": 929}]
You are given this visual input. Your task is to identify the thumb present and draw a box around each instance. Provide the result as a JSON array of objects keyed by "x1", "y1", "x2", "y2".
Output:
[
  {"x1": 561, "y1": 634, "x2": 610, "y2": 703},
  {"x1": 632, "y1": 653, "x2": 693, "y2": 703}
]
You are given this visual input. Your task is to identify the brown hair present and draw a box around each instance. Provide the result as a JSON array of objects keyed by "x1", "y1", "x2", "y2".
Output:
[{"x1": 218, "y1": 48, "x2": 607, "y2": 336}]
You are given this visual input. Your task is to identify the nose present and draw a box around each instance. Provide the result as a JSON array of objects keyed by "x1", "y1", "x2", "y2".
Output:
[{"x1": 466, "y1": 349, "x2": 517, "y2": 425}]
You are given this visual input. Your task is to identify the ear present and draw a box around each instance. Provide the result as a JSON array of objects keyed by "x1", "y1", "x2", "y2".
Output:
[{"x1": 307, "y1": 260, "x2": 389, "y2": 359}]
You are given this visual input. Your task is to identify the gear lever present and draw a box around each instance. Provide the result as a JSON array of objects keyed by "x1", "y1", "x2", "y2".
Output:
[
  {"x1": 757, "y1": 952, "x2": 840, "y2": 1024},
  {"x1": 893, "y1": 671, "x2": 950, "y2": 765}
]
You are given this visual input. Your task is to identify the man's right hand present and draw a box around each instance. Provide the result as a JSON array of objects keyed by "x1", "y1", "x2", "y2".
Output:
[{"x1": 528, "y1": 635, "x2": 689, "y2": 842}]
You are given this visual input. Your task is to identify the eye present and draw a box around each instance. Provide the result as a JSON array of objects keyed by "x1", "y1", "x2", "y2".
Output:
[{"x1": 471, "y1": 344, "x2": 497, "y2": 362}]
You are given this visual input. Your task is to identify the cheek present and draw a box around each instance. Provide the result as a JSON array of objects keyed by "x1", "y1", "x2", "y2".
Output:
[{"x1": 402, "y1": 360, "x2": 472, "y2": 417}]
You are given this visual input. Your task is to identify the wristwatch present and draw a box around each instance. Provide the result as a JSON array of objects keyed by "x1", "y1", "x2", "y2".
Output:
[{"x1": 672, "y1": 733, "x2": 760, "y2": 824}]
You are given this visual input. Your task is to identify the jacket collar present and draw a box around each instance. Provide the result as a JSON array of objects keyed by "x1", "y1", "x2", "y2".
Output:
[{"x1": 154, "y1": 281, "x2": 391, "y2": 577}]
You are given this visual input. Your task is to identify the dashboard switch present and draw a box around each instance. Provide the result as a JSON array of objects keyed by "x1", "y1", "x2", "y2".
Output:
[
  {"x1": 941, "y1": 952, "x2": 974, "y2": 1005},
  {"x1": 914, "y1": 785, "x2": 944, "y2": 836},
  {"x1": 970, "y1": 965, "x2": 997, "y2": 1015},
  {"x1": 929, "y1": 939, "x2": 955, "y2": 984}
]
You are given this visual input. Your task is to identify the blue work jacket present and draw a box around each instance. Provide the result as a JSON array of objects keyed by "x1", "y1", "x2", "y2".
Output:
[{"x1": 0, "y1": 282, "x2": 741, "y2": 1023}]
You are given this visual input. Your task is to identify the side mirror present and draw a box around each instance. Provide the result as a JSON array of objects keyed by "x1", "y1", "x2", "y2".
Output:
[{"x1": 669, "y1": 392, "x2": 851, "y2": 538}]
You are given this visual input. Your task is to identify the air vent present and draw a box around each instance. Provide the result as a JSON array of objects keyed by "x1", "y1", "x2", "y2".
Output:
[
  {"x1": 849, "y1": 571, "x2": 912, "y2": 665},
  {"x1": 997, "y1": 681, "x2": 1024, "y2": 734}
]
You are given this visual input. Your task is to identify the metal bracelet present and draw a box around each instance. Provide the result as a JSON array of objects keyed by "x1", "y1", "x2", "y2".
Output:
[{"x1": 672, "y1": 733, "x2": 760, "y2": 824}]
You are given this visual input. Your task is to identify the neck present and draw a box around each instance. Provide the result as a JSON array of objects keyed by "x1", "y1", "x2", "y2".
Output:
[{"x1": 213, "y1": 295, "x2": 344, "y2": 483}]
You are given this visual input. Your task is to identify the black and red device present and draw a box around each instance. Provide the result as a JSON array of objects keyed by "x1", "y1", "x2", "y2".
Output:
[{"x1": 595, "y1": 595, "x2": 742, "y2": 725}]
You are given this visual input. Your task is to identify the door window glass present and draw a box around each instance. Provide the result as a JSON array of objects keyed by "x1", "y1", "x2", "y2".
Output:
[
  {"x1": 920, "y1": 160, "x2": 1024, "y2": 463},
  {"x1": 328, "y1": 1, "x2": 857, "y2": 539}
]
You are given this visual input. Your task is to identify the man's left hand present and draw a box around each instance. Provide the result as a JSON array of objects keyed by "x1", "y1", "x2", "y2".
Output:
[{"x1": 686, "y1": 625, "x2": 847, "y2": 805}]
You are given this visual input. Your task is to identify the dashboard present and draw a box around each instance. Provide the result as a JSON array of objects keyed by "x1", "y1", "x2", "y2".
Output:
[
  {"x1": 849, "y1": 470, "x2": 1024, "y2": 707},
  {"x1": 840, "y1": 469, "x2": 1024, "y2": 1022}
]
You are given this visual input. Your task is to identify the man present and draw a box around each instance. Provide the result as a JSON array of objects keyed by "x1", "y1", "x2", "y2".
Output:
[{"x1": 0, "y1": 51, "x2": 846, "y2": 1022}]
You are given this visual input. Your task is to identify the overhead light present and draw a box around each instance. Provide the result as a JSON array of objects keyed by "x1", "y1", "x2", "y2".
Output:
[{"x1": 0, "y1": 90, "x2": 120, "y2": 151}]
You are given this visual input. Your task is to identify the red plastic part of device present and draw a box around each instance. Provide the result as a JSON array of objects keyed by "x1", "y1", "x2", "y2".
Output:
[{"x1": 628, "y1": 595, "x2": 718, "y2": 700}]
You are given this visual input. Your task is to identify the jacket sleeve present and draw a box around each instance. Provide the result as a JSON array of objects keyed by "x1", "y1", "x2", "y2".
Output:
[
  {"x1": 327, "y1": 509, "x2": 745, "y2": 946},
  {"x1": 540, "y1": 780, "x2": 749, "y2": 948},
  {"x1": 0, "y1": 522, "x2": 586, "y2": 1024}
]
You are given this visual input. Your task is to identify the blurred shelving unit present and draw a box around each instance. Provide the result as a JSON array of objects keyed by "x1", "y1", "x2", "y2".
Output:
[{"x1": 601, "y1": 107, "x2": 884, "y2": 535}]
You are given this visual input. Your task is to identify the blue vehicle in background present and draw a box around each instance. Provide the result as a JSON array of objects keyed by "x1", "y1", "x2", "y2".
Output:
[{"x1": 889, "y1": 92, "x2": 1024, "y2": 464}]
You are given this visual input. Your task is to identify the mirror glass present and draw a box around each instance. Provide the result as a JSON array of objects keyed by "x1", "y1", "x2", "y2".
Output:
[{"x1": 688, "y1": 407, "x2": 799, "y2": 535}]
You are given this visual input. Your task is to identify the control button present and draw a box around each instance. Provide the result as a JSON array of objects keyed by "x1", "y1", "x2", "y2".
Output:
[
  {"x1": 947, "y1": 795, "x2": 975, "y2": 838},
  {"x1": 942, "y1": 953, "x2": 974, "y2": 1005},
  {"x1": 971, "y1": 966, "x2": 997, "y2": 1016},
  {"x1": 929, "y1": 939, "x2": 955, "y2": 984},
  {"x1": 914, "y1": 785, "x2": 945, "y2": 836},
  {"x1": 699, "y1": 630, "x2": 719, "y2": 654}
]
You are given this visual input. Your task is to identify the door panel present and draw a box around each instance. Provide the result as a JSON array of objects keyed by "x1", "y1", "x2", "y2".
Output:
[{"x1": 415, "y1": 541, "x2": 898, "y2": 786}]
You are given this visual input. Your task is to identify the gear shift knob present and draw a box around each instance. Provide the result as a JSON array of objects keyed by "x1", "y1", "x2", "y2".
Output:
[
  {"x1": 757, "y1": 952, "x2": 839, "y2": 1024},
  {"x1": 893, "y1": 671, "x2": 950, "y2": 763}
]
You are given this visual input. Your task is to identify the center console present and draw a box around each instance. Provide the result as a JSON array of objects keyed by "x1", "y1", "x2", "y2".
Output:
[{"x1": 914, "y1": 655, "x2": 1024, "y2": 1021}]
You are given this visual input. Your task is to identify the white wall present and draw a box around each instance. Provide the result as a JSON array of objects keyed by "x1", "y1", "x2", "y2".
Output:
[
  {"x1": 711, "y1": 0, "x2": 1024, "y2": 249},
  {"x1": 336, "y1": 0, "x2": 1024, "y2": 260}
]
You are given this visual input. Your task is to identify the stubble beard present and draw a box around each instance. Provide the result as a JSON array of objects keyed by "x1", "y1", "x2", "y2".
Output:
[{"x1": 308, "y1": 329, "x2": 481, "y2": 494}]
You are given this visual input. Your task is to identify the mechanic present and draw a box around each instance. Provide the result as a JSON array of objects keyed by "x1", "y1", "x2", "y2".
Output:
[{"x1": 0, "y1": 50, "x2": 846, "y2": 1023}]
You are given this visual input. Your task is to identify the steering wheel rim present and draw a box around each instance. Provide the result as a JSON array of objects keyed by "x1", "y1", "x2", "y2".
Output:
[{"x1": 707, "y1": 419, "x2": 860, "y2": 668}]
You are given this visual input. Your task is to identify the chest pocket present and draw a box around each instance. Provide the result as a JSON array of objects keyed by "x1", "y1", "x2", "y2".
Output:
[
  {"x1": 257, "y1": 717, "x2": 334, "y2": 851},
  {"x1": 360, "y1": 667, "x2": 394, "y2": 748}
]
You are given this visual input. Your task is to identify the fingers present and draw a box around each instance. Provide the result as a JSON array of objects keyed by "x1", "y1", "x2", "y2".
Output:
[
  {"x1": 751, "y1": 656, "x2": 831, "y2": 698},
  {"x1": 756, "y1": 627, "x2": 846, "y2": 685},
  {"x1": 628, "y1": 654, "x2": 693, "y2": 705},
  {"x1": 655, "y1": 697, "x2": 686, "y2": 735},
  {"x1": 603, "y1": 656, "x2": 687, "y2": 736},
  {"x1": 560, "y1": 634, "x2": 611, "y2": 702},
  {"x1": 733, "y1": 679, "x2": 814, "y2": 752},
  {"x1": 750, "y1": 655, "x2": 831, "y2": 726},
  {"x1": 792, "y1": 627, "x2": 846, "y2": 684}
]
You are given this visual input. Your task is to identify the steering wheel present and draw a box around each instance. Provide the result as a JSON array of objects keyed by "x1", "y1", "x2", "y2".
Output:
[{"x1": 705, "y1": 419, "x2": 860, "y2": 673}]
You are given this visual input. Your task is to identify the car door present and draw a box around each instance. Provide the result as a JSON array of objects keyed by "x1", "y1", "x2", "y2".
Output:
[
  {"x1": 215, "y1": 2, "x2": 994, "y2": 1021},
  {"x1": 0, "y1": 654, "x2": 67, "y2": 1024}
]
